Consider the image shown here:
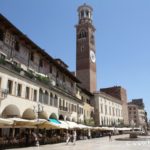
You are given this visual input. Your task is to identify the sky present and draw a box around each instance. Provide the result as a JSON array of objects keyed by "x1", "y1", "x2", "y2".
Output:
[{"x1": 0, "y1": 0, "x2": 150, "y2": 118}]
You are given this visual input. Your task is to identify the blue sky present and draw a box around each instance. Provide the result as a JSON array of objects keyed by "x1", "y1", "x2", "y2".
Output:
[{"x1": 0, "y1": 0, "x2": 150, "y2": 118}]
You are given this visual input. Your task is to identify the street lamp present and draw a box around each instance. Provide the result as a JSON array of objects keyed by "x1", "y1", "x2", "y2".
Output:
[{"x1": 33, "y1": 102, "x2": 44, "y2": 146}]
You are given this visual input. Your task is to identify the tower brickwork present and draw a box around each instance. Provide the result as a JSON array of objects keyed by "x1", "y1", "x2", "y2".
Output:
[{"x1": 76, "y1": 4, "x2": 96, "y2": 93}]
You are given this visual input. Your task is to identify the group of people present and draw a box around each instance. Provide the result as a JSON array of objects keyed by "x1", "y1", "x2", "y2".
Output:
[{"x1": 66, "y1": 130, "x2": 77, "y2": 145}]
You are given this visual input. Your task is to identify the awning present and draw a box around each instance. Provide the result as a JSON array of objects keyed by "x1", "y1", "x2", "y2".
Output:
[
  {"x1": 59, "y1": 120, "x2": 68, "y2": 129},
  {"x1": 78, "y1": 124, "x2": 91, "y2": 129},
  {"x1": 66, "y1": 121, "x2": 79, "y2": 129},
  {"x1": 39, "y1": 121, "x2": 60, "y2": 129},
  {"x1": 48, "y1": 119, "x2": 68, "y2": 129},
  {"x1": 7, "y1": 118, "x2": 47, "y2": 128},
  {"x1": 0, "y1": 118, "x2": 13, "y2": 126},
  {"x1": 48, "y1": 118, "x2": 61, "y2": 124}
]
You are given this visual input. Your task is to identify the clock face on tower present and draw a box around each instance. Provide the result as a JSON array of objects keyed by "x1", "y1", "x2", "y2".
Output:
[{"x1": 90, "y1": 50, "x2": 96, "y2": 63}]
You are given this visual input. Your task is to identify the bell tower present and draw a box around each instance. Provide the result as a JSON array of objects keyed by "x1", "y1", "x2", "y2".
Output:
[{"x1": 76, "y1": 3, "x2": 96, "y2": 92}]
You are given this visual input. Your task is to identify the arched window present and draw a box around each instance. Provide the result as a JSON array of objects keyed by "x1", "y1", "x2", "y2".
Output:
[
  {"x1": 54, "y1": 95, "x2": 58, "y2": 107},
  {"x1": 59, "y1": 98, "x2": 61, "y2": 107},
  {"x1": 39, "y1": 89, "x2": 43, "y2": 103},
  {"x1": 59, "y1": 114, "x2": 64, "y2": 120},
  {"x1": 44, "y1": 91, "x2": 49, "y2": 104},
  {"x1": 50, "y1": 93, "x2": 53, "y2": 106},
  {"x1": 81, "y1": 11, "x2": 84, "y2": 18},
  {"x1": 78, "y1": 30, "x2": 87, "y2": 39},
  {"x1": 86, "y1": 10, "x2": 89, "y2": 17}
]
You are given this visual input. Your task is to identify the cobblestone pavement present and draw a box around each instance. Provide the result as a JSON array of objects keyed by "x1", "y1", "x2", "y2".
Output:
[{"x1": 10, "y1": 134, "x2": 150, "y2": 150}]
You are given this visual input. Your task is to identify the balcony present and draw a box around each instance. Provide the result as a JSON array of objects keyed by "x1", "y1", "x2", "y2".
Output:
[
  {"x1": 0, "y1": 58, "x2": 76, "y2": 98},
  {"x1": 0, "y1": 59, "x2": 51, "y2": 86},
  {"x1": 59, "y1": 106, "x2": 68, "y2": 111}
]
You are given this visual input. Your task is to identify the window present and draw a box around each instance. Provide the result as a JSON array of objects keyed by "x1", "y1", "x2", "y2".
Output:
[
  {"x1": 54, "y1": 95, "x2": 58, "y2": 107},
  {"x1": 69, "y1": 103, "x2": 71, "y2": 112},
  {"x1": 81, "y1": 46, "x2": 84, "y2": 52},
  {"x1": 0, "y1": 78, "x2": 1, "y2": 88},
  {"x1": 63, "y1": 75, "x2": 65, "y2": 82},
  {"x1": 81, "y1": 11, "x2": 84, "y2": 18},
  {"x1": 105, "y1": 105, "x2": 107, "y2": 115},
  {"x1": 44, "y1": 91, "x2": 49, "y2": 104},
  {"x1": 0, "y1": 29, "x2": 4, "y2": 41},
  {"x1": 112, "y1": 108, "x2": 115, "y2": 116},
  {"x1": 81, "y1": 96, "x2": 83, "y2": 100},
  {"x1": 15, "y1": 41, "x2": 20, "y2": 52},
  {"x1": 66, "y1": 102, "x2": 68, "y2": 111},
  {"x1": 17, "y1": 84, "x2": 22, "y2": 97},
  {"x1": 7, "y1": 80, "x2": 13, "y2": 94},
  {"x1": 101, "y1": 104, "x2": 103, "y2": 113},
  {"x1": 59, "y1": 98, "x2": 61, "y2": 107},
  {"x1": 86, "y1": 11, "x2": 89, "y2": 17},
  {"x1": 63, "y1": 99, "x2": 65, "y2": 107},
  {"x1": 39, "y1": 59, "x2": 43, "y2": 67},
  {"x1": 109, "y1": 106, "x2": 111, "y2": 115},
  {"x1": 30, "y1": 52, "x2": 34, "y2": 61},
  {"x1": 25, "y1": 87, "x2": 30, "y2": 99},
  {"x1": 87, "y1": 99, "x2": 90, "y2": 104},
  {"x1": 39, "y1": 89, "x2": 43, "y2": 103},
  {"x1": 0, "y1": 53, "x2": 6, "y2": 60},
  {"x1": 74, "y1": 105, "x2": 77, "y2": 112},
  {"x1": 50, "y1": 93, "x2": 53, "y2": 106},
  {"x1": 33, "y1": 90, "x2": 37, "y2": 101},
  {"x1": 56, "y1": 71, "x2": 59, "y2": 78},
  {"x1": 71, "y1": 82, "x2": 73, "y2": 88},
  {"x1": 5, "y1": 32, "x2": 15, "y2": 47},
  {"x1": 49, "y1": 64, "x2": 53, "y2": 73}
]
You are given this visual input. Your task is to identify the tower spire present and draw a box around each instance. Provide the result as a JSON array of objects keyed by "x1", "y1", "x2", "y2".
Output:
[{"x1": 77, "y1": 3, "x2": 93, "y2": 24}]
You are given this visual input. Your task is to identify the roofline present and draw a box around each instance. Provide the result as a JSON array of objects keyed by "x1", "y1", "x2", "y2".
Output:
[
  {"x1": 0, "y1": 13, "x2": 80, "y2": 83},
  {"x1": 77, "y1": 84, "x2": 93, "y2": 96},
  {"x1": 94, "y1": 91, "x2": 122, "y2": 104}
]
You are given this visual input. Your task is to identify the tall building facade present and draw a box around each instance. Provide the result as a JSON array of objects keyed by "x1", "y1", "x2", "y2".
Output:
[
  {"x1": 100, "y1": 86, "x2": 129, "y2": 125},
  {"x1": 76, "y1": 3, "x2": 96, "y2": 93},
  {"x1": 93, "y1": 92, "x2": 123, "y2": 126},
  {"x1": 0, "y1": 13, "x2": 94, "y2": 124},
  {"x1": 128, "y1": 99, "x2": 146, "y2": 128}
]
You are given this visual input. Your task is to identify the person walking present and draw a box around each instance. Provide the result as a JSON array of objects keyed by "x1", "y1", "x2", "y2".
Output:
[
  {"x1": 66, "y1": 131, "x2": 70, "y2": 145},
  {"x1": 108, "y1": 132, "x2": 112, "y2": 141},
  {"x1": 72, "y1": 130, "x2": 77, "y2": 145}
]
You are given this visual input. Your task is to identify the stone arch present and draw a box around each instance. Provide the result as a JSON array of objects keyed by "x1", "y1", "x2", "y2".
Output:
[
  {"x1": 38, "y1": 111, "x2": 48, "y2": 119},
  {"x1": 49, "y1": 113, "x2": 57, "y2": 119},
  {"x1": 59, "y1": 114, "x2": 64, "y2": 120},
  {"x1": 2, "y1": 104, "x2": 20, "y2": 118},
  {"x1": 22, "y1": 108, "x2": 35, "y2": 119}
]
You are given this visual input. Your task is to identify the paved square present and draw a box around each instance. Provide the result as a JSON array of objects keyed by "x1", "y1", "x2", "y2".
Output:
[{"x1": 10, "y1": 134, "x2": 150, "y2": 150}]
